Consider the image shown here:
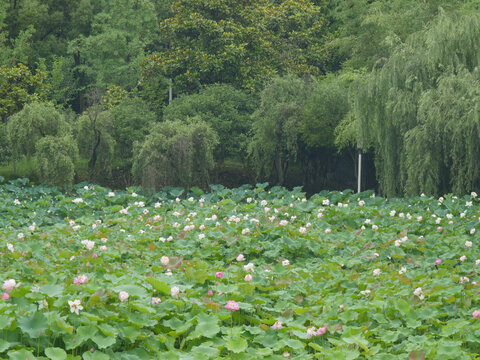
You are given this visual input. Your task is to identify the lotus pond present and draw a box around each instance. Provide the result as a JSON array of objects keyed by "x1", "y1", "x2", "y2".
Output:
[{"x1": 1, "y1": 179, "x2": 480, "y2": 359}]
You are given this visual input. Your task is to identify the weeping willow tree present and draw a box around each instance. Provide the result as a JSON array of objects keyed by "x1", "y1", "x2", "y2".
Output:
[
  {"x1": 406, "y1": 68, "x2": 480, "y2": 195},
  {"x1": 35, "y1": 135, "x2": 79, "y2": 187},
  {"x1": 248, "y1": 75, "x2": 308, "y2": 186},
  {"x1": 353, "y1": 12, "x2": 480, "y2": 196},
  {"x1": 132, "y1": 119, "x2": 218, "y2": 190}
]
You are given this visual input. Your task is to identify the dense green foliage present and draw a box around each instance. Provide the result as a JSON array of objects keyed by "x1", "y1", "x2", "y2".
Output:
[
  {"x1": 132, "y1": 119, "x2": 218, "y2": 189},
  {"x1": 148, "y1": 0, "x2": 329, "y2": 93},
  {"x1": 249, "y1": 76, "x2": 308, "y2": 186},
  {"x1": 35, "y1": 134, "x2": 78, "y2": 186},
  {"x1": 2, "y1": 182, "x2": 480, "y2": 357},
  {"x1": 164, "y1": 84, "x2": 255, "y2": 165},
  {"x1": 1, "y1": 0, "x2": 480, "y2": 195},
  {"x1": 0, "y1": 64, "x2": 47, "y2": 120},
  {"x1": 74, "y1": 106, "x2": 114, "y2": 181},
  {"x1": 5, "y1": 2, "x2": 480, "y2": 356},
  {"x1": 354, "y1": 13, "x2": 480, "y2": 197}
]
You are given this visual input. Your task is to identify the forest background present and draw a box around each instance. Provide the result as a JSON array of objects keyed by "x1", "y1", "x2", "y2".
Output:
[{"x1": 1, "y1": 0, "x2": 480, "y2": 197}]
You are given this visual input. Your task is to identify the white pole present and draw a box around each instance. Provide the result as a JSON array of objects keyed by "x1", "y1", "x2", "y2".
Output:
[{"x1": 357, "y1": 149, "x2": 362, "y2": 193}]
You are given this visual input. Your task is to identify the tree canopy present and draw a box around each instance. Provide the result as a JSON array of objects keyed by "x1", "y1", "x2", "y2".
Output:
[
  {"x1": 133, "y1": 119, "x2": 218, "y2": 189},
  {"x1": 249, "y1": 75, "x2": 308, "y2": 185},
  {"x1": 1, "y1": 0, "x2": 480, "y2": 195},
  {"x1": 354, "y1": 13, "x2": 480, "y2": 196},
  {"x1": 147, "y1": 0, "x2": 329, "y2": 93},
  {"x1": 0, "y1": 63, "x2": 47, "y2": 120},
  {"x1": 163, "y1": 84, "x2": 255, "y2": 164}
]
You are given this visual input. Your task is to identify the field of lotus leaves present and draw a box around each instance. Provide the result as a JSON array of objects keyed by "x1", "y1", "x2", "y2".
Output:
[{"x1": 1, "y1": 178, "x2": 480, "y2": 359}]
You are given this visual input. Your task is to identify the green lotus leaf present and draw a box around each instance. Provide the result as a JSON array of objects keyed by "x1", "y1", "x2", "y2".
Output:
[
  {"x1": 225, "y1": 336, "x2": 248, "y2": 353},
  {"x1": 82, "y1": 350, "x2": 110, "y2": 360},
  {"x1": 45, "y1": 347, "x2": 67, "y2": 360},
  {"x1": 0, "y1": 339, "x2": 11, "y2": 352},
  {"x1": 18, "y1": 311, "x2": 48, "y2": 338},
  {"x1": 0, "y1": 315, "x2": 13, "y2": 330},
  {"x1": 187, "y1": 313, "x2": 220, "y2": 339},
  {"x1": 92, "y1": 333, "x2": 116, "y2": 349},
  {"x1": 8, "y1": 349, "x2": 36, "y2": 360}
]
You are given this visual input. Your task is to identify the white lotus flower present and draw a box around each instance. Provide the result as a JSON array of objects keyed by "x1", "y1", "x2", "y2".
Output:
[{"x1": 68, "y1": 299, "x2": 83, "y2": 315}]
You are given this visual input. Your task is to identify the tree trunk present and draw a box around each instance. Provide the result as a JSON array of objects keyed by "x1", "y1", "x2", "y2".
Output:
[
  {"x1": 275, "y1": 153, "x2": 284, "y2": 186},
  {"x1": 88, "y1": 130, "x2": 101, "y2": 180},
  {"x1": 215, "y1": 158, "x2": 223, "y2": 184}
]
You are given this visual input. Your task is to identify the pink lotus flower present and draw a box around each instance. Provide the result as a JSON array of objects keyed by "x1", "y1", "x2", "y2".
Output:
[
  {"x1": 435, "y1": 259, "x2": 442, "y2": 266},
  {"x1": 224, "y1": 300, "x2": 239, "y2": 311},
  {"x1": 272, "y1": 320, "x2": 283, "y2": 330},
  {"x1": 473, "y1": 310, "x2": 480, "y2": 319},
  {"x1": 151, "y1": 297, "x2": 161, "y2": 305},
  {"x1": 73, "y1": 275, "x2": 88, "y2": 286},
  {"x1": 207, "y1": 290, "x2": 213, "y2": 296},
  {"x1": 215, "y1": 272, "x2": 223, "y2": 279},
  {"x1": 244, "y1": 274, "x2": 253, "y2": 282},
  {"x1": 1, "y1": 292, "x2": 9, "y2": 300},
  {"x1": 92, "y1": 253, "x2": 98, "y2": 259},
  {"x1": 2, "y1": 279, "x2": 16, "y2": 292},
  {"x1": 317, "y1": 326, "x2": 327, "y2": 336}
]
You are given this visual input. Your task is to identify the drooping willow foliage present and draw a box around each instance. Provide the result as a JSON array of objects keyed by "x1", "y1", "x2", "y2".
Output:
[
  {"x1": 248, "y1": 75, "x2": 309, "y2": 186},
  {"x1": 354, "y1": 13, "x2": 480, "y2": 196},
  {"x1": 132, "y1": 119, "x2": 218, "y2": 190}
]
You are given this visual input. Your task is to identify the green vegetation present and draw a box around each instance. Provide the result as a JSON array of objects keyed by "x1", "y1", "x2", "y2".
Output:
[
  {"x1": 2, "y1": 0, "x2": 480, "y2": 194},
  {"x1": 3, "y1": 2, "x2": 480, "y2": 357},
  {"x1": 1, "y1": 181, "x2": 480, "y2": 358},
  {"x1": 353, "y1": 13, "x2": 480, "y2": 197},
  {"x1": 132, "y1": 119, "x2": 218, "y2": 190},
  {"x1": 248, "y1": 75, "x2": 307, "y2": 186}
]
